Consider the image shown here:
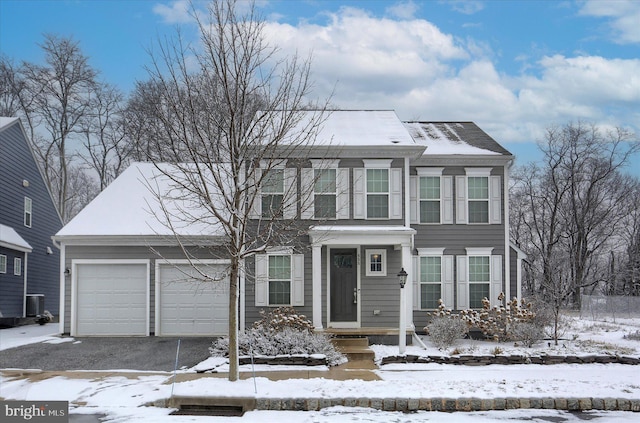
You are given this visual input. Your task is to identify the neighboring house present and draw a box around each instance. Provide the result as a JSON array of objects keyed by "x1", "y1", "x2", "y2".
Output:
[
  {"x1": 54, "y1": 110, "x2": 520, "y2": 343},
  {"x1": 0, "y1": 117, "x2": 62, "y2": 325}
]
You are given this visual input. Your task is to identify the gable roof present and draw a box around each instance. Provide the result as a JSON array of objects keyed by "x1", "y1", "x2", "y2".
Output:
[
  {"x1": 0, "y1": 223, "x2": 33, "y2": 252},
  {"x1": 55, "y1": 162, "x2": 226, "y2": 241},
  {"x1": 403, "y1": 122, "x2": 512, "y2": 156}
]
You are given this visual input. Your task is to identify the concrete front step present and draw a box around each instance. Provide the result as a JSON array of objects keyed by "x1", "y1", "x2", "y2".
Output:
[{"x1": 331, "y1": 337, "x2": 375, "y2": 362}]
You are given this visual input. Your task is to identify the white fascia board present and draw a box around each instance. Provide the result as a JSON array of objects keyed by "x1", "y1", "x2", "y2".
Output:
[{"x1": 52, "y1": 234, "x2": 228, "y2": 247}]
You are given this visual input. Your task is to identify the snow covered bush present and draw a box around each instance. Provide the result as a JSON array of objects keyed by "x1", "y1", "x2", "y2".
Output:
[
  {"x1": 209, "y1": 307, "x2": 345, "y2": 366},
  {"x1": 459, "y1": 293, "x2": 537, "y2": 342},
  {"x1": 424, "y1": 300, "x2": 468, "y2": 349},
  {"x1": 426, "y1": 316, "x2": 469, "y2": 349},
  {"x1": 510, "y1": 322, "x2": 544, "y2": 347}
]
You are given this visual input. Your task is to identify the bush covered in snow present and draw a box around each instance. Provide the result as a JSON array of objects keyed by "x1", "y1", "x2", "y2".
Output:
[
  {"x1": 510, "y1": 322, "x2": 544, "y2": 347},
  {"x1": 210, "y1": 307, "x2": 346, "y2": 366},
  {"x1": 424, "y1": 300, "x2": 469, "y2": 349}
]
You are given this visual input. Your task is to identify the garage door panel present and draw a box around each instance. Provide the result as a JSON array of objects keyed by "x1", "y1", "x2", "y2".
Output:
[
  {"x1": 158, "y1": 263, "x2": 229, "y2": 336},
  {"x1": 75, "y1": 263, "x2": 148, "y2": 336}
]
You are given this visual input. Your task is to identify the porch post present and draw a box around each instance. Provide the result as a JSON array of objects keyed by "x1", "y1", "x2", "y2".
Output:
[
  {"x1": 312, "y1": 244, "x2": 323, "y2": 329},
  {"x1": 402, "y1": 243, "x2": 413, "y2": 329}
]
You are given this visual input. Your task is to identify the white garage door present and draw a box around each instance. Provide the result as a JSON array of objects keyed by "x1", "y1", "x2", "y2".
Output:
[
  {"x1": 75, "y1": 262, "x2": 148, "y2": 336},
  {"x1": 157, "y1": 263, "x2": 229, "y2": 336}
]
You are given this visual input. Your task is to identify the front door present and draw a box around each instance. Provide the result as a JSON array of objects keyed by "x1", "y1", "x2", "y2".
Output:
[{"x1": 330, "y1": 248, "x2": 358, "y2": 324}]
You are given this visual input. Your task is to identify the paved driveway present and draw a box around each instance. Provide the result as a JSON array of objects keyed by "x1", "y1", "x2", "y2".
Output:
[{"x1": 0, "y1": 337, "x2": 214, "y2": 371}]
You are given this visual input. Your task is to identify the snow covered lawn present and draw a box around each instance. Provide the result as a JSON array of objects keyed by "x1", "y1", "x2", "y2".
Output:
[{"x1": 1, "y1": 314, "x2": 639, "y2": 422}]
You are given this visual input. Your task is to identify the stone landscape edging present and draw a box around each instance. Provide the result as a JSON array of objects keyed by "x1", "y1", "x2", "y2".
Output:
[{"x1": 380, "y1": 354, "x2": 640, "y2": 366}]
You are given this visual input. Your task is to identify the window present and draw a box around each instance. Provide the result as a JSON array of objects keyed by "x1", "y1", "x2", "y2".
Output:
[
  {"x1": 366, "y1": 249, "x2": 386, "y2": 276},
  {"x1": 261, "y1": 169, "x2": 284, "y2": 218},
  {"x1": 314, "y1": 168, "x2": 337, "y2": 219},
  {"x1": 420, "y1": 176, "x2": 440, "y2": 223},
  {"x1": 366, "y1": 169, "x2": 389, "y2": 218},
  {"x1": 468, "y1": 177, "x2": 489, "y2": 223},
  {"x1": 268, "y1": 255, "x2": 291, "y2": 305},
  {"x1": 468, "y1": 256, "x2": 490, "y2": 308},
  {"x1": 24, "y1": 197, "x2": 32, "y2": 227},
  {"x1": 14, "y1": 258, "x2": 22, "y2": 276},
  {"x1": 419, "y1": 256, "x2": 441, "y2": 309},
  {"x1": 0, "y1": 255, "x2": 6, "y2": 273}
]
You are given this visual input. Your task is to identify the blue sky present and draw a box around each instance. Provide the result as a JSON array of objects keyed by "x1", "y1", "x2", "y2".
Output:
[{"x1": 1, "y1": 0, "x2": 639, "y2": 173}]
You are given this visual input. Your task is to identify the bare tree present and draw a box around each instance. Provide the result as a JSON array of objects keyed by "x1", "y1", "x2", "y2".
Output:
[
  {"x1": 79, "y1": 81, "x2": 131, "y2": 190},
  {"x1": 142, "y1": 0, "x2": 329, "y2": 381},
  {"x1": 510, "y1": 122, "x2": 639, "y2": 343}
]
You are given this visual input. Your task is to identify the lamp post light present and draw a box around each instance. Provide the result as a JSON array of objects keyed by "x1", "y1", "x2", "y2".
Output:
[{"x1": 397, "y1": 268, "x2": 408, "y2": 354}]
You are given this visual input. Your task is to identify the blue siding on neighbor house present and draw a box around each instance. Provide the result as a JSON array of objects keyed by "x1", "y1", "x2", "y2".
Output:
[{"x1": 0, "y1": 119, "x2": 62, "y2": 318}]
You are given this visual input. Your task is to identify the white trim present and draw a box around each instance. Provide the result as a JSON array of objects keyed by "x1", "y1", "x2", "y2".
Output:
[
  {"x1": 464, "y1": 167, "x2": 492, "y2": 176},
  {"x1": 365, "y1": 248, "x2": 387, "y2": 277},
  {"x1": 416, "y1": 167, "x2": 444, "y2": 176},
  {"x1": 0, "y1": 254, "x2": 6, "y2": 273},
  {"x1": 71, "y1": 259, "x2": 150, "y2": 337},
  {"x1": 465, "y1": 247, "x2": 494, "y2": 256},
  {"x1": 310, "y1": 159, "x2": 340, "y2": 169},
  {"x1": 13, "y1": 257, "x2": 21, "y2": 276},
  {"x1": 22, "y1": 253, "x2": 28, "y2": 317},
  {"x1": 265, "y1": 246, "x2": 294, "y2": 255},
  {"x1": 417, "y1": 247, "x2": 445, "y2": 256},
  {"x1": 312, "y1": 244, "x2": 322, "y2": 328},
  {"x1": 309, "y1": 225, "x2": 415, "y2": 247},
  {"x1": 58, "y1": 243, "x2": 65, "y2": 334},
  {"x1": 260, "y1": 159, "x2": 287, "y2": 169},
  {"x1": 363, "y1": 159, "x2": 392, "y2": 168},
  {"x1": 327, "y1": 246, "x2": 361, "y2": 329}
]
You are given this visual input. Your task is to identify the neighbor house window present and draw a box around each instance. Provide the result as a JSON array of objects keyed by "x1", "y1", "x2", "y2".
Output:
[
  {"x1": 420, "y1": 176, "x2": 441, "y2": 223},
  {"x1": 24, "y1": 197, "x2": 32, "y2": 227},
  {"x1": 0, "y1": 255, "x2": 6, "y2": 273},
  {"x1": 14, "y1": 258, "x2": 22, "y2": 276},
  {"x1": 261, "y1": 168, "x2": 284, "y2": 219},
  {"x1": 268, "y1": 255, "x2": 291, "y2": 305},
  {"x1": 314, "y1": 168, "x2": 337, "y2": 219},
  {"x1": 366, "y1": 169, "x2": 389, "y2": 218},
  {"x1": 366, "y1": 249, "x2": 386, "y2": 276},
  {"x1": 420, "y1": 256, "x2": 441, "y2": 309},
  {"x1": 468, "y1": 255, "x2": 490, "y2": 308},
  {"x1": 467, "y1": 176, "x2": 489, "y2": 224}
]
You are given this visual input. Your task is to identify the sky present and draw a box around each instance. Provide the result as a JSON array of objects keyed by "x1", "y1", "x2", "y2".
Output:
[{"x1": 1, "y1": 0, "x2": 639, "y2": 172}]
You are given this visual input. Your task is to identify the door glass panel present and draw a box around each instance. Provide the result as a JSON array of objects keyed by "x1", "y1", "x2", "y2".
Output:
[{"x1": 334, "y1": 254, "x2": 353, "y2": 268}]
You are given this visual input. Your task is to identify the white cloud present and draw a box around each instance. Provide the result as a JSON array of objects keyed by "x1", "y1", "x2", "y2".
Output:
[
  {"x1": 153, "y1": 0, "x2": 194, "y2": 24},
  {"x1": 386, "y1": 1, "x2": 420, "y2": 19},
  {"x1": 445, "y1": 0, "x2": 485, "y2": 15},
  {"x1": 579, "y1": 0, "x2": 640, "y2": 44}
]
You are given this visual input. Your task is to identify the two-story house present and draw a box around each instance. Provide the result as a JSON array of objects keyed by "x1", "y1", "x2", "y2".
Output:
[
  {"x1": 0, "y1": 117, "x2": 62, "y2": 326},
  {"x1": 54, "y1": 110, "x2": 523, "y2": 343}
]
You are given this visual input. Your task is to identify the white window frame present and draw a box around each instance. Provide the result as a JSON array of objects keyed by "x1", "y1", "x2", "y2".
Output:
[
  {"x1": 456, "y1": 168, "x2": 501, "y2": 225},
  {"x1": 417, "y1": 168, "x2": 443, "y2": 224},
  {"x1": 14, "y1": 257, "x2": 22, "y2": 276},
  {"x1": 24, "y1": 197, "x2": 32, "y2": 228},
  {"x1": 468, "y1": 254, "x2": 491, "y2": 309},
  {"x1": 365, "y1": 167, "x2": 390, "y2": 219},
  {"x1": 365, "y1": 248, "x2": 387, "y2": 277},
  {"x1": 261, "y1": 167, "x2": 286, "y2": 219},
  {"x1": 0, "y1": 254, "x2": 6, "y2": 273},
  {"x1": 418, "y1": 255, "x2": 442, "y2": 310},
  {"x1": 255, "y1": 248, "x2": 304, "y2": 307}
]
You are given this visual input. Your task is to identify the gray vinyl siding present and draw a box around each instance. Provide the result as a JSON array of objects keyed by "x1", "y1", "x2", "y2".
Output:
[
  {"x1": 0, "y1": 120, "x2": 62, "y2": 317},
  {"x1": 0, "y1": 247, "x2": 26, "y2": 316},
  {"x1": 63, "y1": 244, "x2": 228, "y2": 334},
  {"x1": 360, "y1": 246, "x2": 402, "y2": 327}
]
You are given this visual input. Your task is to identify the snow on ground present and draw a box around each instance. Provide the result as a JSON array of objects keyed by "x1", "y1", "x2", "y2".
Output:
[
  {"x1": 1, "y1": 314, "x2": 640, "y2": 422},
  {"x1": 0, "y1": 324, "x2": 61, "y2": 351}
]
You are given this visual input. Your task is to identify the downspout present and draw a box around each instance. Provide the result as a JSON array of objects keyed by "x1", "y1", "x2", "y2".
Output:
[
  {"x1": 404, "y1": 156, "x2": 415, "y2": 333},
  {"x1": 52, "y1": 237, "x2": 65, "y2": 334},
  {"x1": 22, "y1": 253, "x2": 28, "y2": 317},
  {"x1": 504, "y1": 159, "x2": 513, "y2": 303}
]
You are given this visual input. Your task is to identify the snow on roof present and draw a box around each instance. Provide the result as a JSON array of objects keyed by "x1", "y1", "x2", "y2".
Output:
[
  {"x1": 56, "y1": 162, "x2": 226, "y2": 238},
  {"x1": 0, "y1": 117, "x2": 19, "y2": 131},
  {"x1": 0, "y1": 224, "x2": 32, "y2": 252},
  {"x1": 272, "y1": 110, "x2": 417, "y2": 147},
  {"x1": 404, "y1": 122, "x2": 511, "y2": 156}
]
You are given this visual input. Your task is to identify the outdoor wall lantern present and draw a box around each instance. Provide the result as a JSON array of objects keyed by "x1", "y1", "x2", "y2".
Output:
[
  {"x1": 397, "y1": 267, "x2": 408, "y2": 354},
  {"x1": 64, "y1": 267, "x2": 71, "y2": 277},
  {"x1": 397, "y1": 268, "x2": 407, "y2": 288}
]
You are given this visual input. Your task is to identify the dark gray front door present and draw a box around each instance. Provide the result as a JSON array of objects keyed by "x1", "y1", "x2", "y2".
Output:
[{"x1": 330, "y1": 249, "x2": 358, "y2": 322}]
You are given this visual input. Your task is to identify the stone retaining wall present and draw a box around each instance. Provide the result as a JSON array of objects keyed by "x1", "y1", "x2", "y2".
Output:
[{"x1": 380, "y1": 354, "x2": 640, "y2": 366}]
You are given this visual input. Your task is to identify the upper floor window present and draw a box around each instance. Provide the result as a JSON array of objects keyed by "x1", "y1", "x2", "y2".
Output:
[
  {"x1": 468, "y1": 176, "x2": 489, "y2": 223},
  {"x1": 420, "y1": 176, "x2": 440, "y2": 223},
  {"x1": 24, "y1": 197, "x2": 32, "y2": 227},
  {"x1": 0, "y1": 255, "x2": 6, "y2": 273},
  {"x1": 455, "y1": 168, "x2": 501, "y2": 225},
  {"x1": 261, "y1": 168, "x2": 284, "y2": 219},
  {"x1": 268, "y1": 255, "x2": 291, "y2": 305},
  {"x1": 366, "y1": 169, "x2": 389, "y2": 219},
  {"x1": 14, "y1": 257, "x2": 22, "y2": 276},
  {"x1": 314, "y1": 168, "x2": 337, "y2": 219}
]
